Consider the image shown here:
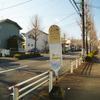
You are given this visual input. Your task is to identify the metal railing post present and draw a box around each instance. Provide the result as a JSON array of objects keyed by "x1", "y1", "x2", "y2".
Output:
[
  {"x1": 78, "y1": 58, "x2": 79, "y2": 66},
  {"x1": 79, "y1": 58, "x2": 81, "y2": 66},
  {"x1": 80, "y1": 58, "x2": 82, "y2": 64},
  {"x1": 76, "y1": 58, "x2": 78, "y2": 68},
  {"x1": 70, "y1": 61, "x2": 73, "y2": 73},
  {"x1": 49, "y1": 70, "x2": 53, "y2": 93},
  {"x1": 13, "y1": 85, "x2": 19, "y2": 100}
]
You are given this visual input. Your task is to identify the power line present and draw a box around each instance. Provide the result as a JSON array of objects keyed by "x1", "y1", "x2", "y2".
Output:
[
  {"x1": 0, "y1": 0, "x2": 32, "y2": 11},
  {"x1": 55, "y1": 12, "x2": 76, "y2": 24},
  {"x1": 61, "y1": 22, "x2": 77, "y2": 27},
  {"x1": 43, "y1": 13, "x2": 76, "y2": 31},
  {"x1": 72, "y1": 0, "x2": 81, "y2": 14},
  {"x1": 69, "y1": 0, "x2": 81, "y2": 17}
]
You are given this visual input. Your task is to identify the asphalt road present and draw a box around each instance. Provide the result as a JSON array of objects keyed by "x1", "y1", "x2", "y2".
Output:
[{"x1": 0, "y1": 52, "x2": 80, "y2": 100}]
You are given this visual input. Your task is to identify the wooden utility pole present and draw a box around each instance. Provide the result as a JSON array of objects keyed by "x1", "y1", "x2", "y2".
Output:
[
  {"x1": 63, "y1": 33, "x2": 66, "y2": 53},
  {"x1": 82, "y1": 0, "x2": 85, "y2": 61}
]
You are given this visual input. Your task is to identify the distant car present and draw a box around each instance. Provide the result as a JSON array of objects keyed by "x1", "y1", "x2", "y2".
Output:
[{"x1": 27, "y1": 48, "x2": 39, "y2": 53}]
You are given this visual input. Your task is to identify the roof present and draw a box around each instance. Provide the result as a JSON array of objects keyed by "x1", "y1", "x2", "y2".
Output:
[
  {"x1": 21, "y1": 33, "x2": 26, "y2": 37},
  {"x1": 26, "y1": 29, "x2": 48, "y2": 35},
  {"x1": 11, "y1": 35, "x2": 24, "y2": 41},
  {"x1": 0, "y1": 19, "x2": 22, "y2": 30}
]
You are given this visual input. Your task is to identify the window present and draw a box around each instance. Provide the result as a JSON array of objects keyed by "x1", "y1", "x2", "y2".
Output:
[
  {"x1": 28, "y1": 44, "x2": 30, "y2": 46},
  {"x1": 28, "y1": 35, "x2": 32, "y2": 39},
  {"x1": 31, "y1": 44, "x2": 33, "y2": 46}
]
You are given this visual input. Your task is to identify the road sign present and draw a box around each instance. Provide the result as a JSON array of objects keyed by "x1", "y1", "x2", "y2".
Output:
[{"x1": 49, "y1": 25, "x2": 62, "y2": 76}]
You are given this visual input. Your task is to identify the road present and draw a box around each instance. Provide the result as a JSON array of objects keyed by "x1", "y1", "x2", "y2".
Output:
[{"x1": 0, "y1": 52, "x2": 80, "y2": 100}]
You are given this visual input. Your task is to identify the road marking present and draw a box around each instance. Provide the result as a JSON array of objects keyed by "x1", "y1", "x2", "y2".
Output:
[
  {"x1": 0, "y1": 65, "x2": 28, "y2": 74},
  {"x1": 46, "y1": 60, "x2": 50, "y2": 61}
]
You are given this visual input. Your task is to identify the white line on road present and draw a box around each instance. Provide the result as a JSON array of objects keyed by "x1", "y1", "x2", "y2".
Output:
[
  {"x1": 46, "y1": 60, "x2": 50, "y2": 61},
  {"x1": 0, "y1": 65, "x2": 28, "y2": 74}
]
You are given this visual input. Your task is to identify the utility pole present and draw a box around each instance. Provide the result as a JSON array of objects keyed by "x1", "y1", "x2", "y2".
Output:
[
  {"x1": 63, "y1": 33, "x2": 66, "y2": 53},
  {"x1": 86, "y1": 11, "x2": 88, "y2": 55},
  {"x1": 82, "y1": 0, "x2": 85, "y2": 61}
]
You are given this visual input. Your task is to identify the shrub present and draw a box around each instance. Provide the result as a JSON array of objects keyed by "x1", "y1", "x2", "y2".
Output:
[
  {"x1": 49, "y1": 86, "x2": 66, "y2": 100},
  {"x1": 65, "y1": 50, "x2": 68, "y2": 53},
  {"x1": 14, "y1": 53, "x2": 41, "y2": 59},
  {"x1": 85, "y1": 53, "x2": 94, "y2": 62},
  {"x1": 92, "y1": 50, "x2": 98, "y2": 55}
]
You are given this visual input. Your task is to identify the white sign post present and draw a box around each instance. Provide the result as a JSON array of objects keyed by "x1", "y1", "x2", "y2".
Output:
[{"x1": 49, "y1": 25, "x2": 62, "y2": 81}]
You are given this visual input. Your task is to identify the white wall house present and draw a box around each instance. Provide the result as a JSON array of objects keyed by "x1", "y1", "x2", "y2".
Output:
[
  {"x1": 20, "y1": 30, "x2": 49, "y2": 52},
  {"x1": 65, "y1": 38, "x2": 71, "y2": 51},
  {"x1": 20, "y1": 33, "x2": 34, "y2": 52}
]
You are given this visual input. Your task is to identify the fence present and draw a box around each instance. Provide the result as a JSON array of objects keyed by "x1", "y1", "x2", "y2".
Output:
[
  {"x1": 8, "y1": 57, "x2": 82, "y2": 100},
  {"x1": 0, "y1": 49, "x2": 10, "y2": 57},
  {"x1": 70, "y1": 57, "x2": 82, "y2": 73},
  {"x1": 8, "y1": 70, "x2": 53, "y2": 100}
]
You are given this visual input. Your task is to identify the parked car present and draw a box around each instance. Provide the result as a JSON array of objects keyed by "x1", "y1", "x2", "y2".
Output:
[{"x1": 27, "y1": 48, "x2": 39, "y2": 53}]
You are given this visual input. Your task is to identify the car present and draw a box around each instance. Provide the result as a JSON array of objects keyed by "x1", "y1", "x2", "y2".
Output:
[{"x1": 27, "y1": 48, "x2": 39, "y2": 53}]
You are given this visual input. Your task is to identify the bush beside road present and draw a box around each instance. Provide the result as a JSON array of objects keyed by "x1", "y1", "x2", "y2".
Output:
[{"x1": 14, "y1": 53, "x2": 41, "y2": 59}]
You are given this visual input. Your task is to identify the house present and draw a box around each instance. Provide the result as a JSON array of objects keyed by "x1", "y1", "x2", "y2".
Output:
[
  {"x1": 20, "y1": 30, "x2": 49, "y2": 52},
  {"x1": 61, "y1": 38, "x2": 71, "y2": 51},
  {"x1": 20, "y1": 33, "x2": 34, "y2": 52},
  {"x1": 65, "y1": 38, "x2": 71, "y2": 51},
  {"x1": 62, "y1": 37, "x2": 82, "y2": 52},
  {"x1": 0, "y1": 19, "x2": 22, "y2": 52}
]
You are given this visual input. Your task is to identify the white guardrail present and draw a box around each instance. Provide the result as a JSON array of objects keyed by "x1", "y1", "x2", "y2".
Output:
[
  {"x1": 8, "y1": 70, "x2": 53, "y2": 100},
  {"x1": 70, "y1": 57, "x2": 82, "y2": 73},
  {"x1": 8, "y1": 57, "x2": 82, "y2": 100}
]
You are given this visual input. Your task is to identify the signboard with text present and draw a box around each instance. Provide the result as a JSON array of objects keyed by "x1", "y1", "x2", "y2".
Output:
[{"x1": 49, "y1": 25, "x2": 62, "y2": 76}]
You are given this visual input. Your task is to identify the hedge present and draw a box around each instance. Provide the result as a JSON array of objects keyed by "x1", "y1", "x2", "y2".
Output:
[
  {"x1": 85, "y1": 50, "x2": 98, "y2": 62},
  {"x1": 14, "y1": 53, "x2": 41, "y2": 59},
  {"x1": 49, "y1": 86, "x2": 66, "y2": 100},
  {"x1": 85, "y1": 53, "x2": 94, "y2": 62},
  {"x1": 92, "y1": 50, "x2": 98, "y2": 55}
]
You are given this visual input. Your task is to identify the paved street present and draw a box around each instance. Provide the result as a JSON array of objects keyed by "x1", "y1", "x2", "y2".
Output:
[{"x1": 0, "y1": 52, "x2": 80, "y2": 100}]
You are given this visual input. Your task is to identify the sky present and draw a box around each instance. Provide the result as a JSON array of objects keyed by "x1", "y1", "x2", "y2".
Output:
[{"x1": 0, "y1": 0, "x2": 100, "y2": 39}]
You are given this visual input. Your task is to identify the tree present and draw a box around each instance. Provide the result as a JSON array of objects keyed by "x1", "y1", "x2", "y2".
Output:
[
  {"x1": 89, "y1": 18, "x2": 98, "y2": 52},
  {"x1": 28, "y1": 15, "x2": 42, "y2": 53},
  {"x1": 43, "y1": 34, "x2": 48, "y2": 52},
  {"x1": 62, "y1": 33, "x2": 66, "y2": 53},
  {"x1": 78, "y1": 0, "x2": 98, "y2": 54},
  {"x1": 85, "y1": 0, "x2": 91, "y2": 54}
]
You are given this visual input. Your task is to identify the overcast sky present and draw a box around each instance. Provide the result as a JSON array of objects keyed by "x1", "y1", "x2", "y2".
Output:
[{"x1": 0, "y1": 0, "x2": 100, "y2": 39}]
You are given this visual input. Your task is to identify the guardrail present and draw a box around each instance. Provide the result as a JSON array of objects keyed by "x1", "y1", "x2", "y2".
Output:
[
  {"x1": 8, "y1": 70, "x2": 53, "y2": 100},
  {"x1": 70, "y1": 57, "x2": 82, "y2": 73}
]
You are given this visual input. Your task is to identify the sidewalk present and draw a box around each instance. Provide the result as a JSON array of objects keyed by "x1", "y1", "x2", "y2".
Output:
[{"x1": 33, "y1": 53, "x2": 100, "y2": 100}]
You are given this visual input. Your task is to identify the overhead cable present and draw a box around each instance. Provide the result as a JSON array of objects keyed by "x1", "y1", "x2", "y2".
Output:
[
  {"x1": 69, "y1": 0, "x2": 82, "y2": 17},
  {"x1": 0, "y1": 0, "x2": 32, "y2": 11},
  {"x1": 55, "y1": 12, "x2": 76, "y2": 24}
]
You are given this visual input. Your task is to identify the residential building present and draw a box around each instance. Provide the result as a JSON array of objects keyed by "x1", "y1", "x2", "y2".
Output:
[
  {"x1": 61, "y1": 38, "x2": 71, "y2": 51},
  {"x1": 65, "y1": 38, "x2": 71, "y2": 51},
  {"x1": 0, "y1": 19, "x2": 22, "y2": 51},
  {"x1": 20, "y1": 33, "x2": 34, "y2": 52},
  {"x1": 20, "y1": 30, "x2": 49, "y2": 52}
]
